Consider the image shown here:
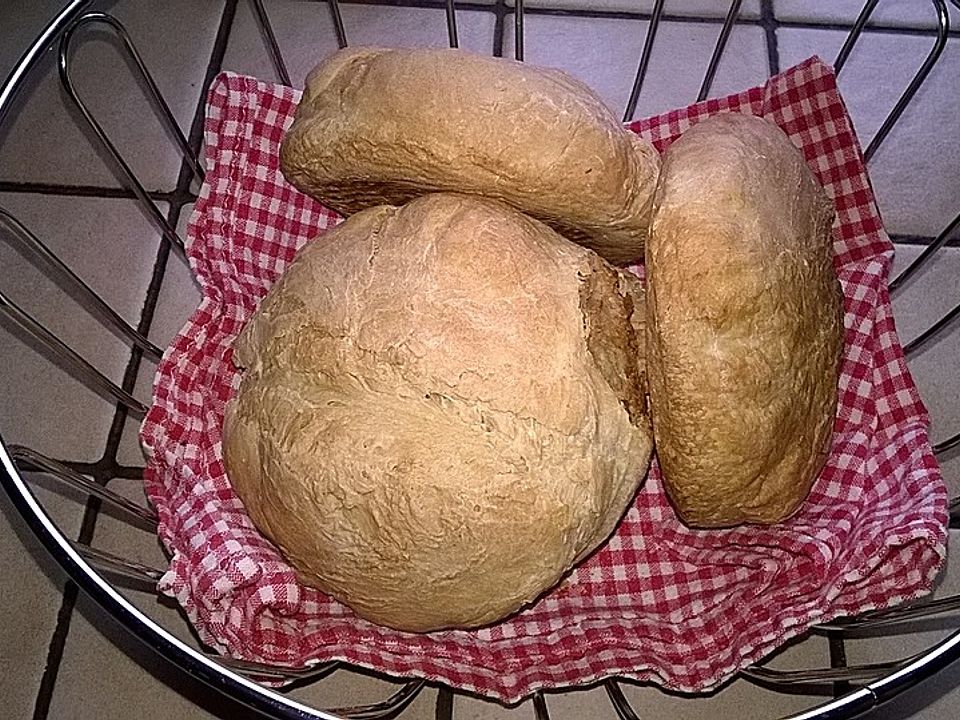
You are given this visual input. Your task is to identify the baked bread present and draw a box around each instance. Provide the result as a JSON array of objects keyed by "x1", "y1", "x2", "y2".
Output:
[
  {"x1": 223, "y1": 193, "x2": 654, "y2": 631},
  {"x1": 279, "y1": 47, "x2": 660, "y2": 265},
  {"x1": 645, "y1": 113, "x2": 843, "y2": 527}
]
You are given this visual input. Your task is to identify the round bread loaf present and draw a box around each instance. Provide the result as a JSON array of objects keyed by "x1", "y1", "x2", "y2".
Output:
[
  {"x1": 280, "y1": 47, "x2": 660, "y2": 265},
  {"x1": 223, "y1": 193, "x2": 654, "y2": 631},
  {"x1": 645, "y1": 113, "x2": 843, "y2": 528}
]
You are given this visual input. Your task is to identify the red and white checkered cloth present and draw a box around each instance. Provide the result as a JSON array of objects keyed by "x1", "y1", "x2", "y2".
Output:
[{"x1": 140, "y1": 56, "x2": 948, "y2": 703}]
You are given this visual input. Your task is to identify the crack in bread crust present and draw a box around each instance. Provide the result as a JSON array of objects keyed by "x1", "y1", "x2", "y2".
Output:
[
  {"x1": 579, "y1": 257, "x2": 648, "y2": 427},
  {"x1": 222, "y1": 194, "x2": 655, "y2": 631}
]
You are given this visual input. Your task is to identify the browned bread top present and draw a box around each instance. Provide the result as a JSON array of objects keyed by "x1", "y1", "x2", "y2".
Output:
[
  {"x1": 223, "y1": 192, "x2": 654, "y2": 631},
  {"x1": 645, "y1": 113, "x2": 843, "y2": 527},
  {"x1": 280, "y1": 47, "x2": 660, "y2": 265}
]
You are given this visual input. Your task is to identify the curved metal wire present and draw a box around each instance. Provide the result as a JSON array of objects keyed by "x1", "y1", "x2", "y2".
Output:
[
  {"x1": 77, "y1": 543, "x2": 165, "y2": 584},
  {"x1": 532, "y1": 691, "x2": 550, "y2": 719},
  {"x1": 330, "y1": 681, "x2": 426, "y2": 720},
  {"x1": 0, "y1": 206, "x2": 162, "y2": 362},
  {"x1": 891, "y1": 212, "x2": 960, "y2": 294},
  {"x1": 515, "y1": 0, "x2": 525, "y2": 61},
  {"x1": 781, "y1": 690, "x2": 878, "y2": 720},
  {"x1": 58, "y1": 12, "x2": 204, "y2": 254},
  {"x1": 1, "y1": 1, "x2": 959, "y2": 720},
  {"x1": 0, "y1": 288, "x2": 147, "y2": 416},
  {"x1": 436, "y1": 687, "x2": 453, "y2": 719},
  {"x1": 743, "y1": 656, "x2": 915, "y2": 686},
  {"x1": 937, "y1": 432, "x2": 960, "y2": 457},
  {"x1": 815, "y1": 593, "x2": 960, "y2": 632},
  {"x1": 327, "y1": 0, "x2": 348, "y2": 49},
  {"x1": 445, "y1": 0, "x2": 459, "y2": 48},
  {"x1": 11, "y1": 445, "x2": 157, "y2": 526},
  {"x1": 604, "y1": 680, "x2": 641, "y2": 720},
  {"x1": 622, "y1": 0, "x2": 665, "y2": 122},
  {"x1": 835, "y1": 0, "x2": 950, "y2": 164},
  {"x1": 834, "y1": 0, "x2": 881, "y2": 73},
  {"x1": 0, "y1": 0, "x2": 93, "y2": 127},
  {"x1": 858, "y1": 628, "x2": 960, "y2": 709},
  {"x1": 210, "y1": 655, "x2": 339, "y2": 683},
  {"x1": 250, "y1": 0, "x2": 291, "y2": 86},
  {"x1": 904, "y1": 301, "x2": 960, "y2": 357},
  {"x1": 0, "y1": 442, "x2": 345, "y2": 720},
  {"x1": 696, "y1": 0, "x2": 743, "y2": 102}
]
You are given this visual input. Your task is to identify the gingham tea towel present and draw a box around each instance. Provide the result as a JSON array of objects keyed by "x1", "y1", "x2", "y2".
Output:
[{"x1": 140, "y1": 56, "x2": 948, "y2": 703}]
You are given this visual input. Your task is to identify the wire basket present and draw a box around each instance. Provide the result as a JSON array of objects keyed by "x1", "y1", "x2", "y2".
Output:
[{"x1": 1, "y1": 1, "x2": 959, "y2": 718}]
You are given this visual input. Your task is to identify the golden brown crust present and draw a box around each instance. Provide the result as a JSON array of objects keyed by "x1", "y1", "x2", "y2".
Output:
[
  {"x1": 645, "y1": 114, "x2": 843, "y2": 528},
  {"x1": 223, "y1": 193, "x2": 654, "y2": 631},
  {"x1": 280, "y1": 47, "x2": 660, "y2": 265}
]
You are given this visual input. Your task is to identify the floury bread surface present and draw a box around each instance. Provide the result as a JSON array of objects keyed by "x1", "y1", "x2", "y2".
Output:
[
  {"x1": 645, "y1": 113, "x2": 844, "y2": 528},
  {"x1": 223, "y1": 193, "x2": 654, "y2": 631},
  {"x1": 280, "y1": 47, "x2": 661, "y2": 265}
]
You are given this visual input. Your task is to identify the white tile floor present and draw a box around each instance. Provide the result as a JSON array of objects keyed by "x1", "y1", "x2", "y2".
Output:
[
  {"x1": 0, "y1": 0, "x2": 224, "y2": 190},
  {"x1": 773, "y1": 0, "x2": 960, "y2": 30},
  {"x1": 503, "y1": 13, "x2": 771, "y2": 119},
  {"x1": 777, "y1": 27, "x2": 960, "y2": 239},
  {"x1": 1, "y1": 2, "x2": 958, "y2": 719}
]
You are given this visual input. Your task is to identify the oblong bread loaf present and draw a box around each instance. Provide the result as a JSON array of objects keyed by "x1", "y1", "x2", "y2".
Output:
[
  {"x1": 280, "y1": 47, "x2": 660, "y2": 265},
  {"x1": 223, "y1": 193, "x2": 654, "y2": 631},
  {"x1": 645, "y1": 113, "x2": 843, "y2": 527}
]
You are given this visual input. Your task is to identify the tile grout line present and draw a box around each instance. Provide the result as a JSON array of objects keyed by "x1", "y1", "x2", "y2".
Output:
[
  {"x1": 29, "y1": 579, "x2": 81, "y2": 720},
  {"x1": 28, "y1": 2, "x2": 240, "y2": 718},
  {"x1": 56, "y1": 459, "x2": 144, "y2": 480},
  {"x1": 0, "y1": 180, "x2": 186, "y2": 202}
]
